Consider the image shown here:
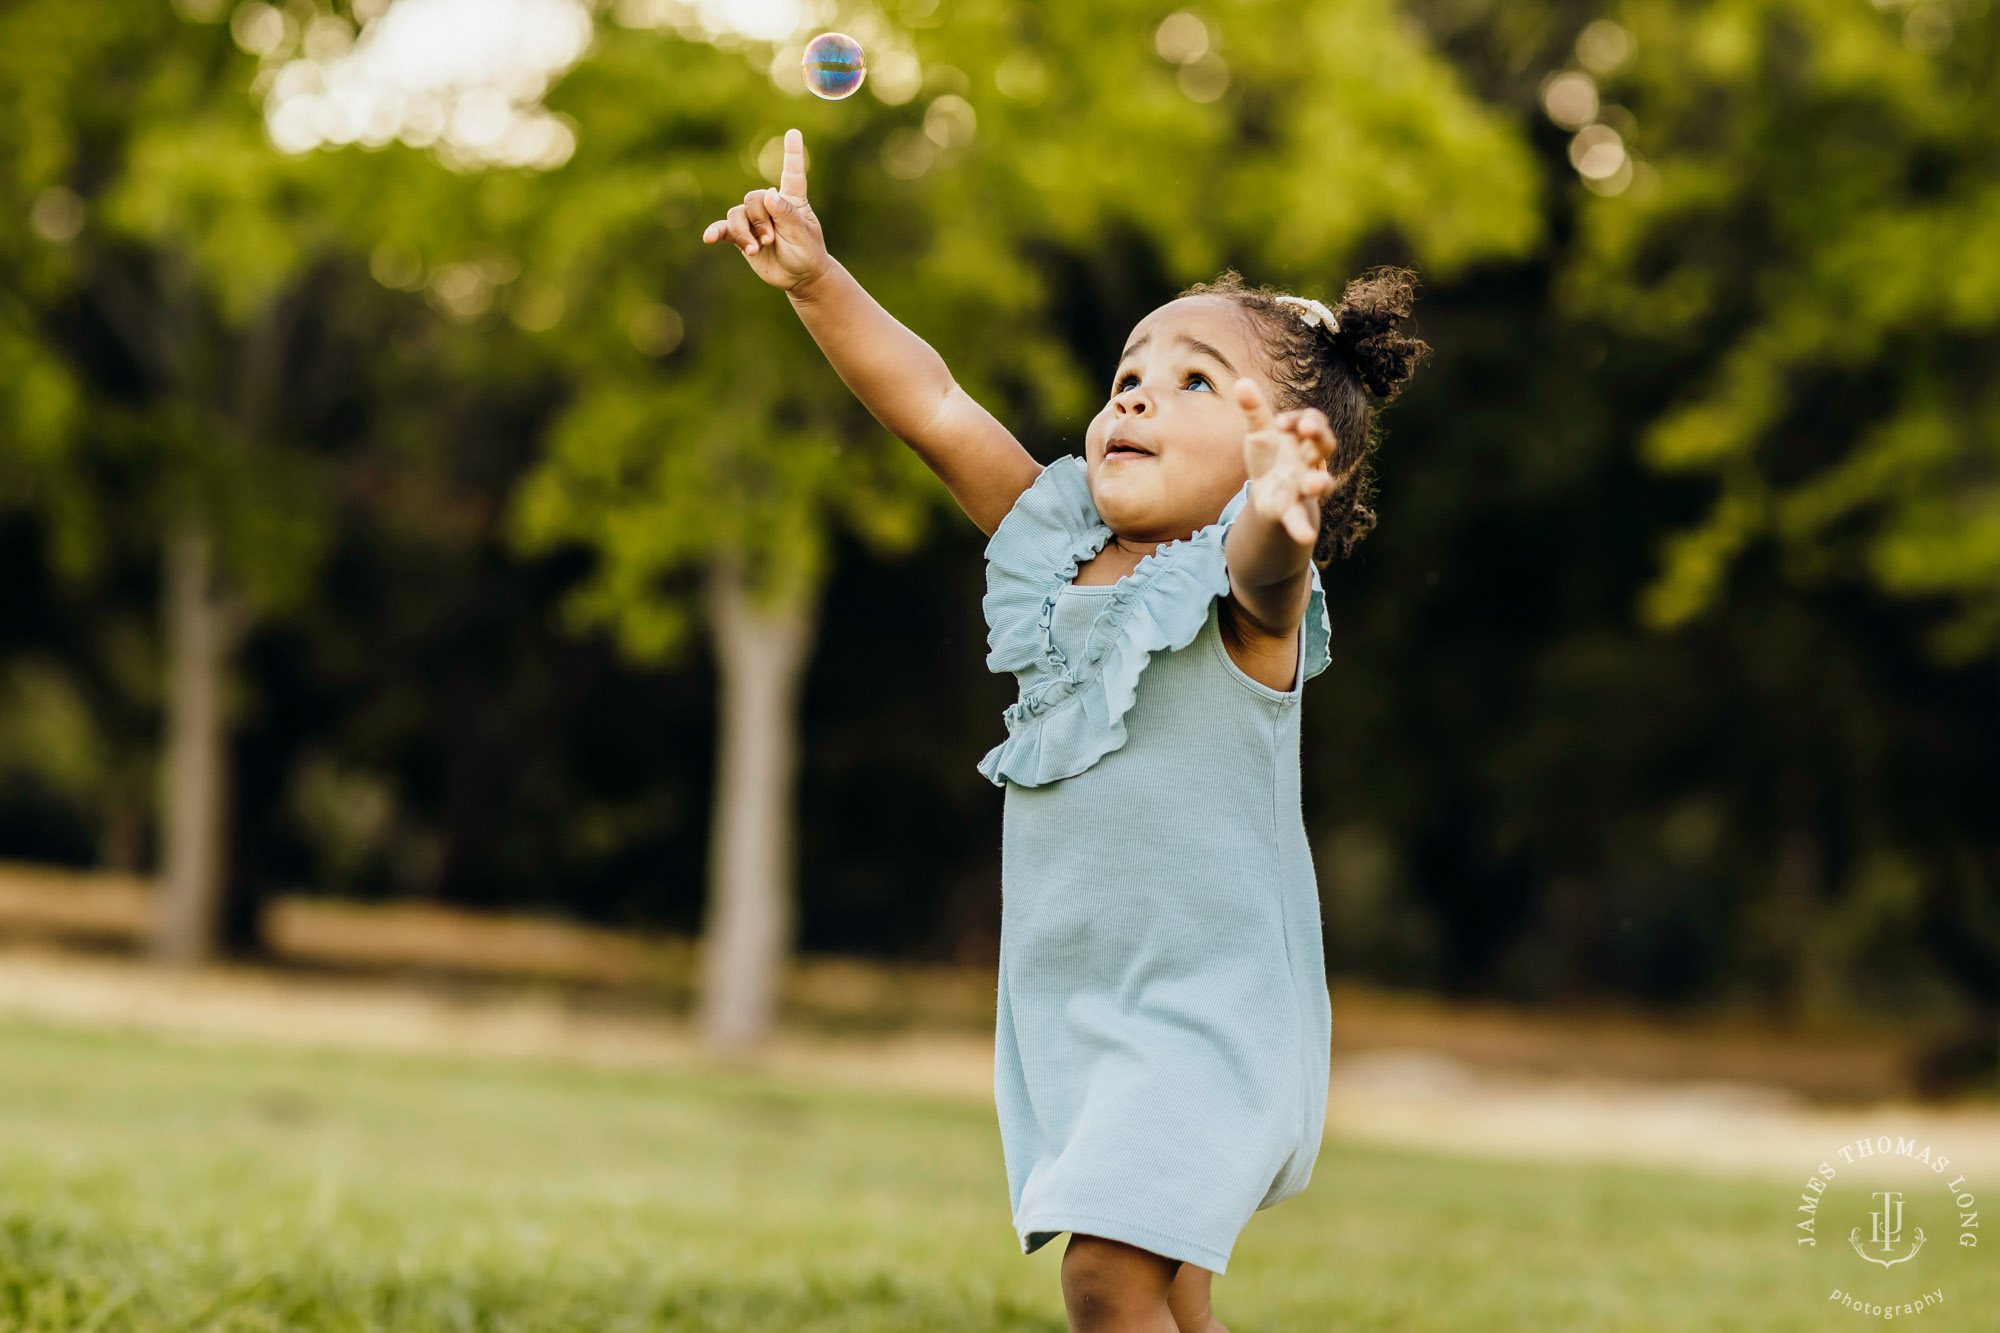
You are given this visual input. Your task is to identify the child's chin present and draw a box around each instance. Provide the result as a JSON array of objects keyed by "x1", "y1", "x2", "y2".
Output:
[{"x1": 1090, "y1": 466, "x2": 1153, "y2": 503}]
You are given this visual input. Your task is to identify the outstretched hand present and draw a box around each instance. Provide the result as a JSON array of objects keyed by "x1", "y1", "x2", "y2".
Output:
[
  {"x1": 1235, "y1": 379, "x2": 1340, "y2": 547},
  {"x1": 700, "y1": 128, "x2": 831, "y2": 292}
]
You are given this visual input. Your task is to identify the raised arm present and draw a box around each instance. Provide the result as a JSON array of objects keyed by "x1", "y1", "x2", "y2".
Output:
[
  {"x1": 1215, "y1": 379, "x2": 1338, "y2": 690},
  {"x1": 702, "y1": 129, "x2": 1040, "y2": 537}
]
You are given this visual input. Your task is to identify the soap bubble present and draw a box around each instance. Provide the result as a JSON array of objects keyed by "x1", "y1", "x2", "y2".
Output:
[{"x1": 802, "y1": 32, "x2": 865, "y2": 100}]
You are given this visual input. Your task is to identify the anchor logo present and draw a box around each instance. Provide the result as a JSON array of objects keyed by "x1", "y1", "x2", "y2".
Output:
[{"x1": 1849, "y1": 1190, "x2": 1926, "y2": 1268}]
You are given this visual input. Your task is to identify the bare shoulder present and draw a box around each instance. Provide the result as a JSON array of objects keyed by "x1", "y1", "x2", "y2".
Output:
[{"x1": 1218, "y1": 585, "x2": 1307, "y2": 694}]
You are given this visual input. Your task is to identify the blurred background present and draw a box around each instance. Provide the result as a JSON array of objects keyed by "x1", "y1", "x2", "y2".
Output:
[
  {"x1": 2, "y1": 0, "x2": 1998, "y2": 1075},
  {"x1": 5, "y1": 2, "x2": 2000, "y2": 1328}
]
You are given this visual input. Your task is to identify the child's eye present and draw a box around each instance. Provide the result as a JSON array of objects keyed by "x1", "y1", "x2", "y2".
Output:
[
  {"x1": 1185, "y1": 373, "x2": 1213, "y2": 392},
  {"x1": 1113, "y1": 373, "x2": 1138, "y2": 394}
]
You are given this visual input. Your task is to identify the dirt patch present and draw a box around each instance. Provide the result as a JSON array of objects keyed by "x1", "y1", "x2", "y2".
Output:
[
  {"x1": 3, "y1": 941, "x2": 1995, "y2": 1186},
  {"x1": 0, "y1": 862, "x2": 997, "y2": 1033},
  {"x1": 0, "y1": 861, "x2": 1934, "y2": 1105},
  {"x1": 1322, "y1": 981, "x2": 1916, "y2": 1104}
]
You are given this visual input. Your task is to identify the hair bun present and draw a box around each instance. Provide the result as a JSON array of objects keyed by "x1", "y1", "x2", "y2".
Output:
[{"x1": 1331, "y1": 267, "x2": 1430, "y2": 399}]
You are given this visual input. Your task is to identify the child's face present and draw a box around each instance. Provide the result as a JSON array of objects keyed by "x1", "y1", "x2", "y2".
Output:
[{"x1": 1083, "y1": 296, "x2": 1279, "y2": 544}]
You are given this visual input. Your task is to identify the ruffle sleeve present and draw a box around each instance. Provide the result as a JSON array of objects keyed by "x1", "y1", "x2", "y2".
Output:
[{"x1": 975, "y1": 455, "x2": 1332, "y2": 789}]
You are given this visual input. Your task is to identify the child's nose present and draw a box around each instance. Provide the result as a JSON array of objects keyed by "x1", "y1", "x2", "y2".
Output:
[{"x1": 1114, "y1": 389, "x2": 1151, "y2": 416}]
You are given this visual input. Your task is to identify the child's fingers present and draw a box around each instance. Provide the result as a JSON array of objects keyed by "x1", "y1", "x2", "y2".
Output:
[
  {"x1": 702, "y1": 218, "x2": 728, "y2": 243},
  {"x1": 1268, "y1": 473, "x2": 1310, "y2": 542},
  {"x1": 1275, "y1": 477, "x2": 1315, "y2": 544},
  {"x1": 1259, "y1": 458, "x2": 1298, "y2": 510},
  {"x1": 742, "y1": 189, "x2": 775, "y2": 246},
  {"x1": 762, "y1": 188, "x2": 809, "y2": 237},
  {"x1": 779, "y1": 128, "x2": 809, "y2": 202},
  {"x1": 1235, "y1": 378, "x2": 1274, "y2": 432},
  {"x1": 723, "y1": 205, "x2": 759, "y2": 255},
  {"x1": 1294, "y1": 407, "x2": 1337, "y2": 459},
  {"x1": 1276, "y1": 406, "x2": 1331, "y2": 455},
  {"x1": 1244, "y1": 426, "x2": 1290, "y2": 473}
]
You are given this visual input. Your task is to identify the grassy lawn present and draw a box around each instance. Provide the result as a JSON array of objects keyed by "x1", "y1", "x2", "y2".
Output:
[{"x1": 0, "y1": 1020, "x2": 1990, "y2": 1331}]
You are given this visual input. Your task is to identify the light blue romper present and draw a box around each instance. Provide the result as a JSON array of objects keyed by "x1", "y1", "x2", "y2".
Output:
[{"x1": 977, "y1": 454, "x2": 1334, "y2": 1275}]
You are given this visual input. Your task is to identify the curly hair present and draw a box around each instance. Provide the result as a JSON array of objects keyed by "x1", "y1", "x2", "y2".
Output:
[{"x1": 1177, "y1": 267, "x2": 1430, "y2": 565}]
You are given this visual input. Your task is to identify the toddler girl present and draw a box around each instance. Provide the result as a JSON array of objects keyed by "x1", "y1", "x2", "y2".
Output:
[{"x1": 704, "y1": 129, "x2": 1426, "y2": 1333}]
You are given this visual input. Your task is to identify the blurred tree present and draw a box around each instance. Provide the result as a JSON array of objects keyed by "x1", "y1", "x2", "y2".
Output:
[
  {"x1": 490, "y1": 0, "x2": 1537, "y2": 1048},
  {"x1": 0, "y1": 0, "x2": 1986, "y2": 1088},
  {"x1": 0, "y1": 0, "x2": 367, "y2": 963},
  {"x1": 1553, "y1": 0, "x2": 2000, "y2": 1071},
  {"x1": 1559, "y1": 0, "x2": 2000, "y2": 656},
  {"x1": 1275, "y1": 0, "x2": 2000, "y2": 1094}
]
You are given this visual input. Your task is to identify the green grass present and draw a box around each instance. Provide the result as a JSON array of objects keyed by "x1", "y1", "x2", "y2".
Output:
[{"x1": 0, "y1": 1021, "x2": 1991, "y2": 1331}]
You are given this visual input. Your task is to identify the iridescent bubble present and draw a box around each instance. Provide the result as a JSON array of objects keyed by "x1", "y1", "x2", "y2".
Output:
[{"x1": 802, "y1": 32, "x2": 866, "y2": 101}]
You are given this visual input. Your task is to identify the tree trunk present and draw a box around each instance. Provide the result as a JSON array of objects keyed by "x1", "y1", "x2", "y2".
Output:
[
  {"x1": 697, "y1": 555, "x2": 819, "y2": 1053},
  {"x1": 152, "y1": 518, "x2": 234, "y2": 968},
  {"x1": 98, "y1": 794, "x2": 145, "y2": 875}
]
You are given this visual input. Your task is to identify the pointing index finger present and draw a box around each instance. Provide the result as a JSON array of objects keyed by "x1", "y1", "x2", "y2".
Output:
[{"x1": 779, "y1": 128, "x2": 808, "y2": 202}]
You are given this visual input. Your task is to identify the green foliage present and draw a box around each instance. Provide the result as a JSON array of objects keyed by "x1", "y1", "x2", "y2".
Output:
[
  {"x1": 0, "y1": 0, "x2": 136, "y2": 579},
  {"x1": 493, "y1": 1, "x2": 1538, "y2": 664},
  {"x1": 1562, "y1": 0, "x2": 2000, "y2": 657},
  {"x1": 107, "y1": 115, "x2": 328, "y2": 326},
  {"x1": 497, "y1": 32, "x2": 944, "y2": 658},
  {"x1": 0, "y1": 321, "x2": 87, "y2": 575},
  {"x1": 0, "y1": 0, "x2": 1990, "y2": 1028},
  {"x1": 0, "y1": 0, "x2": 371, "y2": 611},
  {"x1": 0, "y1": 660, "x2": 107, "y2": 804}
]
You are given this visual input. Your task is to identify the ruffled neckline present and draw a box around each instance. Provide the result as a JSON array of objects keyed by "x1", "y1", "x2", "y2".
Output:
[{"x1": 975, "y1": 455, "x2": 1330, "y2": 788}]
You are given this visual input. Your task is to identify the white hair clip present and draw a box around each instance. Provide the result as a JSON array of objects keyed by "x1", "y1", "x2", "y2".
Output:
[{"x1": 1273, "y1": 294, "x2": 1341, "y2": 335}]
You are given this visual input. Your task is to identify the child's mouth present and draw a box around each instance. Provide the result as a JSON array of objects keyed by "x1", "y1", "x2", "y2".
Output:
[{"x1": 1106, "y1": 444, "x2": 1153, "y2": 459}]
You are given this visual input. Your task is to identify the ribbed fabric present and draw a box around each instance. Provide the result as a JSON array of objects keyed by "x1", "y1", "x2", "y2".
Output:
[
  {"x1": 977, "y1": 455, "x2": 1331, "y2": 787},
  {"x1": 981, "y1": 455, "x2": 1334, "y2": 1276}
]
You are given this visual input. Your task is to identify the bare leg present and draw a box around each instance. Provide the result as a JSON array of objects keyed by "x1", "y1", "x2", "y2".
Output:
[
  {"x1": 1166, "y1": 1262, "x2": 1231, "y2": 1333},
  {"x1": 1061, "y1": 1233, "x2": 1182, "y2": 1333}
]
